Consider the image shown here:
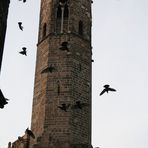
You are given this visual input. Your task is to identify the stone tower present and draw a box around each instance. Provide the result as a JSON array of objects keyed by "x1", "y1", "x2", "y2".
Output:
[{"x1": 30, "y1": 0, "x2": 92, "y2": 147}]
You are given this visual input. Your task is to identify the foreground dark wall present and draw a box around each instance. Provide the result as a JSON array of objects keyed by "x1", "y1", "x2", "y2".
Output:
[{"x1": 0, "y1": 0, "x2": 10, "y2": 72}]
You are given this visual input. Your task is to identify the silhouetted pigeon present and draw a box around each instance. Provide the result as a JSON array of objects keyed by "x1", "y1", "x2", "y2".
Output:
[
  {"x1": 18, "y1": 22, "x2": 23, "y2": 31},
  {"x1": 58, "y1": 103, "x2": 70, "y2": 112},
  {"x1": 0, "y1": 89, "x2": 9, "y2": 109},
  {"x1": 19, "y1": 47, "x2": 27, "y2": 56},
  {"x1": 100, "y1": 85, "x2": 116, "y2": 96},
  {"x1": 71, "y1": 101, "x2": 88, "y2": 110}
]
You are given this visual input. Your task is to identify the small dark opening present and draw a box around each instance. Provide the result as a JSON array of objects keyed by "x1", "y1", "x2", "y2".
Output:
[
  {"x1": 78, "y1": 21, "x2": 83, "y2": 35},
  {"x1": 57, "y1": 81, "x2": 60, "y2": 95},
  {"x1": 79, "y1": 63, "x2": 82, "y2": 71},
  {"x1": 43, "y1": 23, "x2": 47, "y2": 38}
]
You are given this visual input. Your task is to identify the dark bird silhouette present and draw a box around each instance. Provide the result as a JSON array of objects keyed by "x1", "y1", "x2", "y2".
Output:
[
  {"x1": 59, "y1": 42, "x2": 69, "y2": 52},
  {"x1": 18, "y1": 22, "x2": 23, "y2": 31},
  {"x1": 58, "y1": 103, "x2": 70, "y2": 112},
  {"x1": 19, "y1": 47, "x2": 27, "y2": 56},
  {"x1": 0, "y1": 89, "x2": 9, "y2": 109},
  {"x1": 100, "y1": 85, "x2": 116, "y2": 96},
  {"x1": 91, "y1": 59, "x2": 94, "y2": 62},
  {"x1": 72, "y1": 101, "x2": 88, "y2": 110},
  {"x1": 41, "y1": 65, "x2": 55, "y2": 73},
  {"x1": 25, "y1": 128, "x2": 35, "y2": 139}
]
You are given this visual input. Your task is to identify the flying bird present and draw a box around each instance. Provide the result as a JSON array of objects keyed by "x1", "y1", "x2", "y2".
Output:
[
  {"x1": 25, "y1": 128, "x2": 35, "y2": 139},
  {"x1": 18, "y1": 22, "x2": 23, "y2": 31},
  {"x1": 58, "y1": 103, "x2": 70, "y2": 112},
  {"x1": 19, "y1": 47, "x2": 27, "y2": 56},
  {"x1": 100, "y1": 84, "x2": 116, "y2": 96},
  {"x1": 59, "y1": 42, "x2": 69, "y2": 52},
  {"x1": 0, "y1": 89, "x2": 9, "y2": 109},
  {"x1": 41, "y1": 65, "x2": 55, "y2": 73},
  {"x1": 71, "y1": 101, "x2": 88, "y2": 110}
]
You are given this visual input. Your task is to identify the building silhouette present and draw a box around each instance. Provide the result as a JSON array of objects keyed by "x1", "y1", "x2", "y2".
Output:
[
  {"x1": 0, "y1": 0, "x2": 10, "y2": 72},
  {"x1": 10, "y1": 0, "x2": 92, "y2": 147}
]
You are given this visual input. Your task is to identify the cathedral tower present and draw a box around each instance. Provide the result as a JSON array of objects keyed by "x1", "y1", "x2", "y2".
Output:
[{"x1": 31, "y1": 0, "x2": 92, "y2": 147}]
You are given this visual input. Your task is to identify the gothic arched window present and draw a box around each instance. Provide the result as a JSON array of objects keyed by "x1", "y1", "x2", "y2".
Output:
[
  {"x1": 78, "y1": 21, "x2": 83, "y2": 36},
  {"x1": 56, "y1": 2, "x2": 69, "y2": 33},
  {"x1": 64, "y1": 4, "x2": 69, "y2": 18},
  {"x1": 57, "y1": 5, "x2": 62, "y2": 19}
]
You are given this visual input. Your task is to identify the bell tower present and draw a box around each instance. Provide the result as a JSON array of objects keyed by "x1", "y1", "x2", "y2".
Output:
[{"x1": 30, "y1": 0, "x2": 92, "y2": 147}]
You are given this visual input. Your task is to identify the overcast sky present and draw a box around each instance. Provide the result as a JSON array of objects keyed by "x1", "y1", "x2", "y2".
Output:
[{"x1": 0, "y1": 0, "x2": 148, "y2": 148}]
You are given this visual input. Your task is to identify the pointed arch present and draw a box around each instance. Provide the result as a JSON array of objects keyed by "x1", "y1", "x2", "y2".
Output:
[
  {"x1": 56, "y1": 1, "x2": 69, "y2": 33},
  {"x1": 57, "y1": 5, "x2": 62, "y2": 19},
  {"x1": 64, "y1": 4, "x2": 69, "y2": 18}
]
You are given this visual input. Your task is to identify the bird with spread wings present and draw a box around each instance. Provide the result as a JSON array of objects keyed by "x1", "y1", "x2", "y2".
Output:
[
  {"x1": 100, "y1": 85, "x2": 116, "y2": 96},
  {"x1": 0, "y1": 89, "x2": 9, "y2": 109}
]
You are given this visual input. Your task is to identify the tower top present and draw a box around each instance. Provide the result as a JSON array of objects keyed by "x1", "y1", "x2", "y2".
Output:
[{"x1": 38, "y1": 0, "x2": 92, "y2": 43}]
